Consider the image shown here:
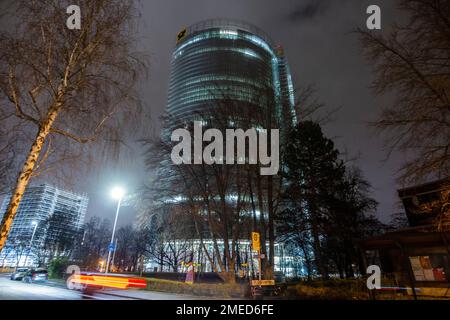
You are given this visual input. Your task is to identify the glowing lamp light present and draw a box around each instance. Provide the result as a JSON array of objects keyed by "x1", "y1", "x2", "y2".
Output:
[{"x1": 111, "y1": 186, "x2": 125, "y2": 200}]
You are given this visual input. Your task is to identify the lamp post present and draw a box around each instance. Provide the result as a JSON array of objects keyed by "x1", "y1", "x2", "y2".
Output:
[
  {"x1": 105, "y1": 187, "x2": 124, "y2": 273},
  {"x1": 23, "y1": 221, "x2": 38, "y2": 267}
]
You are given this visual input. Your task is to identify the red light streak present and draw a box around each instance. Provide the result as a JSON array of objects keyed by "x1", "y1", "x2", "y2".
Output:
[{"x1": 71, "y1": 274, "x2": 147, "y2": 289}]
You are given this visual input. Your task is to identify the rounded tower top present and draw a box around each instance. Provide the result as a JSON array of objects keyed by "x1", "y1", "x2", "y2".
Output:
[
  {"x1": 167, "y1": 19, "x2": 295, "y2": 123},
  {"x1": 177, "y1": 18, "x2": 275, "y2": 48}
]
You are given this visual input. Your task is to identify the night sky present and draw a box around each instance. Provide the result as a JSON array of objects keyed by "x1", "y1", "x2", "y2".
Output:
[{"x1": 2, "y1": 0, "x2": 410, "y2": 227}]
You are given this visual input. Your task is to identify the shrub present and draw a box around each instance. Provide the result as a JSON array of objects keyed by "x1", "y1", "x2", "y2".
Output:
[
  {"x1": 284, "y1": 279, "x2": 370, "y2": 300},
  {"x1": 145, "y1": 278, "x2": 250, "y2": 298},
  {"x1": 47, "y1": 258, "x2": 70, "y2": 279}
]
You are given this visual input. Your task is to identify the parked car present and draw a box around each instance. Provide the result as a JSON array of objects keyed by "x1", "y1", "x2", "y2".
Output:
[
  {"x1": 22, "y1": 268, "x2": 48, "y2": 283},
  {"x1": 10, "y1": 268, "x2": 29, "y2": 281}
]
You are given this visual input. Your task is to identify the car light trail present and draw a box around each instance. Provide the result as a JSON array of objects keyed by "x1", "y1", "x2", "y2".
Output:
[{"x1": 71, "y1": 274, "x2": 147, "y2": 290}]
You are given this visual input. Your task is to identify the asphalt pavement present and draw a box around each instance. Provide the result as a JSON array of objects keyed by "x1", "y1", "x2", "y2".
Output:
[{"x1": 0, "y1": 273, "x2": 205, "y2": 300}]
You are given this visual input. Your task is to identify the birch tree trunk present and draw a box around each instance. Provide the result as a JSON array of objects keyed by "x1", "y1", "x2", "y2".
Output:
[
  {"x1": 0, "y1": 102, "x2": 61, "y2": 250},
  {"x1": 0, "y1": 0, "x2": 145, "y2": 254}
]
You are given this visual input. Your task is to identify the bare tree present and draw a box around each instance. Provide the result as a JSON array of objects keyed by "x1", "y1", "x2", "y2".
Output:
[
  {"x1": 75, "y1": 216, "x2": 111, "y2": 269},
  {"x1": 357, "y1": 0, "x2": 450, "y2": 183},
  {"x1": 415, "y1": 180, "x2": 450, "y2": 231},
  {"x1": 141, "y1": 111, "x2": 250, "y2": 281},
  {"x1": 0, "y1": 132, "x2": 15, "y2": 194},
  {"x1": 435, "y1": 182, "x2": 450, "y2": 231},
  {"x1": 0, "y1": 0, "x2": 147, "y2": 250},
  {"x1": 0, "y1": 103, "x2": 18, "y2": 194},
  {"x1": 140, "y1": 82, "x2": 295, "y2": 282},
  {"x1": 294, "y1": 84, "x2": 341, "y2": 125},
  {"x1": 147, "y1": 211, "x2": 193, "y2": 272}
]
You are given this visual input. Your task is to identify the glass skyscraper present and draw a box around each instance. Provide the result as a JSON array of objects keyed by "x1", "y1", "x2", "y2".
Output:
[
  {"x1": 167, "y1": 19, "x2": 296, "y2": 123},
  {"x1": 154, "y1": 20, "x2": 301, "y2": 277},
  {"x1": 0, "y1": 184, "x2": 88, "y2": 267}
]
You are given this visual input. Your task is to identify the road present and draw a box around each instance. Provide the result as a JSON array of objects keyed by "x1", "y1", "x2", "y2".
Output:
[{"x1": 0, "y1": 273, "x2": 205, "y2": 300}]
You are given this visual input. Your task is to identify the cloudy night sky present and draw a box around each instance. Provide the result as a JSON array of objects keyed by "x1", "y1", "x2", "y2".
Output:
[{"x1": 1, "y1": 0, "x2": 410, "y2": 226}]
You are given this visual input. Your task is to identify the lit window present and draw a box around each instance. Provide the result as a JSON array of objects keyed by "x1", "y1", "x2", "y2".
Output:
[{"x1": 220, "y1": 30, "x2": 238, "y2": 36}]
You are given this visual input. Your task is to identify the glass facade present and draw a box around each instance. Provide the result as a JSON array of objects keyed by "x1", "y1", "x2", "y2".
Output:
[
  {"x1": 0, "y1": 184, "x2": 88, "y2": 267},
  {"x1": 155, "y1": 20, "x2": 300, "y2": 277},
  {"x1": 167, "y1": 19, "x2": 296, "y2": 123},
  {"x1": 143, "y1": 239, "x2": 303, "y2": 277}
]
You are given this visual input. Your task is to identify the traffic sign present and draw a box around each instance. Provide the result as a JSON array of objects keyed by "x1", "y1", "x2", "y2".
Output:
[
  {"x1": 108, "y1": 243, "x2": 116, "y2": 252},
  {"x1": 251, "y1": 280, "x2": 275, "y2": 286},
  {"x1": 252, "y1": 232, "x2": 260, "y2": 251}
]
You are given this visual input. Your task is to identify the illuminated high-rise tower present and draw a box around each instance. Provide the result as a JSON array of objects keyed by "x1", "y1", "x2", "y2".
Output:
[{"x1": 166, "y1": 19, "x2": 296, "y2": 123}]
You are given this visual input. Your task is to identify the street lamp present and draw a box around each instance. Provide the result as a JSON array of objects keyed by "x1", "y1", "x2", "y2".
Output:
[
  {"x1": 23, "y1": 221, "x2": 38, "y2": 267},
  {"x1": 105, "y1": 186, "x2": 125, "y2": 273}
]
